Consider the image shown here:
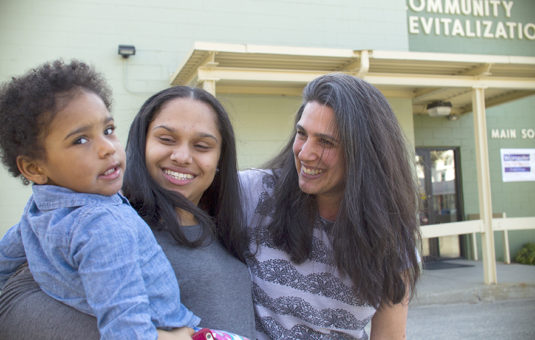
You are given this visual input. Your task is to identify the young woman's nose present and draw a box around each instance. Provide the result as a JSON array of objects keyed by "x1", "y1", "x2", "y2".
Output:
[{"x1": 170, "y1": 144, "x2": 192, "y2": 164}]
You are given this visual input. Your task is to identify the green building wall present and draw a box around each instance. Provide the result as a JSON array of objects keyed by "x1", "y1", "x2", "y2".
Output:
[
  {"x1": 407, "y1": 0, "x2": 535, "y2": 56},
  {"x1": 409, "y1": 0, "x2": 535, "y2": 261},
  {"x1": 219, "y1": 94, "x2": 301, "y2": 169},
  {"x1": 414, "y1": 95, "x2": 535, "y2": 261},
  {"x1": 0, "y1": 0, "x2": 410, "y2": 234},
  {"x1": 0, "y1": 0, "x2": 533, "y2": 264}
]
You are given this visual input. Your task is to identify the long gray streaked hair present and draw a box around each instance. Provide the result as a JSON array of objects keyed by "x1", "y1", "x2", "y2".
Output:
[{"x1": 265, "y1": 73, "x2": 421, "y2": 307}]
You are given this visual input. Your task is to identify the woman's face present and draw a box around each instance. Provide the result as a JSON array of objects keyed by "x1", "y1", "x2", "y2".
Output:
[
  {"x1": 292, "y1": 101, "x2": 346, "y2": 205},
  {"x1": 145, "y1": 97, "x2": 222, "y2": 206}
]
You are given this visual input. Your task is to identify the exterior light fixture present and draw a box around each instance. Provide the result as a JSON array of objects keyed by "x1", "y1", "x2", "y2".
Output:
[
  {"x1": 118, "y1": 45, "x2": 136, "y2": 58},
  {"x1": 426, "y1": 100, "x2": 452, "y2": 117},
  {"x1": 447, "y1": 113, "x2": 459, "y2": 120},
  {"x1": 447, "y1": 113, "x2": 459, "y2": 121}
]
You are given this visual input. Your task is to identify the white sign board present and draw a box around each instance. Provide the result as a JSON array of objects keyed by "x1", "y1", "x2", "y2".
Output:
[{"x1": 500, "y1": 148, "x2": 535, "y2": 182}]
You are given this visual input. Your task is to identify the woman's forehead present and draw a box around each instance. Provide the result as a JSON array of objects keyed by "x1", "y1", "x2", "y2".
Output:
[{"x1": 299, "y1": 101, "x2": 339, "y2": 136}]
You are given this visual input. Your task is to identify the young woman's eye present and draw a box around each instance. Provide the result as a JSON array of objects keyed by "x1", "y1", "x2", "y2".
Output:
[
  {"x1": 195, "y1": 144, "x2": 210, "y2": 150},
  {"x1": 158, "y1": 136, "x2": 174, "y2": 143},
  {"x1": 74, "y1": 137, "x2": 88, "y2": 145}
]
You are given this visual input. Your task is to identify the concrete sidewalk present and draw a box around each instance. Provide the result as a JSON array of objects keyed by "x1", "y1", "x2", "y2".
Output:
[{"x1": 411, "y1": 259, "x2": 535, "y2": 306}]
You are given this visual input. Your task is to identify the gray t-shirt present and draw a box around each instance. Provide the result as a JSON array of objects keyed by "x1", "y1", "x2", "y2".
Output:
[
  {"x1": 154, "y1": 227, "x2": 255, "y2": 337},
  {"x1": 0, "y1": 227, "x2": 255, "y2": 339}
]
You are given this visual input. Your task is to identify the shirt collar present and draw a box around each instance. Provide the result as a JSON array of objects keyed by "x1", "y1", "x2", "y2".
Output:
[{"x1": 32, "y1": 184, "x2": 125, "y2": 211}]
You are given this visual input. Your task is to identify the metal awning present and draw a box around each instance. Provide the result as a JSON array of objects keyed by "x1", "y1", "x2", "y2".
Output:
[
  {"x1": 170, "y1": 41, "x2": 535, "y2": 115},
  {"x1": 171, "y1": 42, "x2": 535, "y2": 285}
]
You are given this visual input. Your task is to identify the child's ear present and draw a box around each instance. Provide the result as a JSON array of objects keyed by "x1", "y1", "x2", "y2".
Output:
[{"x1": 16, "y1": 155, "x2": 48, "y2": 185}]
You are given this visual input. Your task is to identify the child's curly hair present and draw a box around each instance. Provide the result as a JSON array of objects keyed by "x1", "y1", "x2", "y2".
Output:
[{"x1": 0, "y1": 59, "x2": 112, "y2": 184}]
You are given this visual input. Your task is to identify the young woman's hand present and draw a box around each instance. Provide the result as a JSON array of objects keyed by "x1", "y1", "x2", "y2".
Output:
[{"x1": 157, "y1": 327, "x2": 195, "y2": 340}]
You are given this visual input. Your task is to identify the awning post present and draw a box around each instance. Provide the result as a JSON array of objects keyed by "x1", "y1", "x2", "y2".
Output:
[
  {"x1": 201, "y1": 79, "x2": 216, "y2": 96},
  {"x1": 472, "y1": 86, "x2": 497, "y2": 285}
]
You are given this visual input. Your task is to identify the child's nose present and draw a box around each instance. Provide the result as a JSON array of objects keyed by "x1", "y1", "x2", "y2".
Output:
[{"x1": 97, "y1": 137, "x2": 116, "y2": 158}]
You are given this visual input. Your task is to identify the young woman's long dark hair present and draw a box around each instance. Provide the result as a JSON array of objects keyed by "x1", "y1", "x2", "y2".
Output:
[
  {"x1": 123, "y1": 86, "x2": 247, "y2": 261},
  {"x1": 266, "y1": 73, "x2": 421, "y2": 307}
]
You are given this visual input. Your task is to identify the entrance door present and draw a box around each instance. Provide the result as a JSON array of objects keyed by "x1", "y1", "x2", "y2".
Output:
[{"x1": 416, "y1": 148, "x2": 464, "y2": 259}]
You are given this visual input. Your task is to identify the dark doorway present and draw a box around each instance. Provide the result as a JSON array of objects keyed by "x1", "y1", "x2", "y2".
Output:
[{"x1": 416, "y1": 147, "x2": 464, "y2": 260}]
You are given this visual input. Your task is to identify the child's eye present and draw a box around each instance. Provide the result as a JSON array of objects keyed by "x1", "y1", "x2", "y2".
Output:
[
  {"x1": 74, "y1": 137, "x2": 88, "y2": 145},
  {"x1": 104, "y1": 125, "x2": 115, "y2": 135}
]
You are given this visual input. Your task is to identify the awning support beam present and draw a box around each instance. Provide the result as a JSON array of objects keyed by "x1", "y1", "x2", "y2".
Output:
[
  {"x1": 194, "y1": 67, "x2": 535, "y2": 90},
  {"x1": 472, "y1": 86, "x2": 497, "y2": 285}
]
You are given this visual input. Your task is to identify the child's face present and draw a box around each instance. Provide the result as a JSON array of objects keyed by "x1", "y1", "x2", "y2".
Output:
[{"x1": 36, "y1": 90, "x2": 126, "y2": 196}]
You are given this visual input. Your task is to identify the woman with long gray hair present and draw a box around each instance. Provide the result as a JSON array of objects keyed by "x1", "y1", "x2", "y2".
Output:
[{"x1": 240, "y1": 73, "x2": 421, "y2": 339}]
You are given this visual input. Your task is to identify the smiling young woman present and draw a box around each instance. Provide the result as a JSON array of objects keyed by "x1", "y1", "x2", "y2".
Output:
[{"x1": 144, "y1": 97, "x2": 222, "y2": 214}]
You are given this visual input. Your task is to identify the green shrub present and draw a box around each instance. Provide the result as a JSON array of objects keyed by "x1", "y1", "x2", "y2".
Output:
[{"x1": 514, "y1": 243, "x2": 535, "y2": 265}]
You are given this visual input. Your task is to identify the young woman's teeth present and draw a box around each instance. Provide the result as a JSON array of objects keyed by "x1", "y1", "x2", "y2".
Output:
[
  {"x1": 303, "y1": 167, "x2": 322, "y2": 175},
  {"x1": 165, "y1": 169, "x2": 194, "y2": 180}
]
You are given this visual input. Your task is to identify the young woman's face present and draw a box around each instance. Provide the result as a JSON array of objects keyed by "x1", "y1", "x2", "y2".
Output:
[
  {"x1": 36, "y1": 90, "x2": 125, "y2": 196},
  {"x1": 145, "y1": 98, "x2": 222, "y2": 206},
  {"x1": 292, "y1": 101, "x2": 346, "y2": 205}
]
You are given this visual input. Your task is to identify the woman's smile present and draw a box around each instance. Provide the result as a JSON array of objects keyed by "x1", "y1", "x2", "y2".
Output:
[
  {"x1": 145, "y1": 97, "x2": 221, "y2": 206},
  {"x1": 300, "y1": 164, "x2": 324, "y2": 176},
  {"x1": 292, "y1": 101, "x2": 345, "y2": 205},
  {"x1": 163, "y1": 168, "x2": 195, "y2": 184}
]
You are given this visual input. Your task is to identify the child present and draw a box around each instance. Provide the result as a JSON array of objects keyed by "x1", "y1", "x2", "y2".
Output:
[{"x1": 0, "y1": 59, "x2": 200, "y2": 339}]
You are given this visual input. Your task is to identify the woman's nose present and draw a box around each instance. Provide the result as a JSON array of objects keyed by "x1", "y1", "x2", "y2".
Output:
[
  {"x1": 298, "y1": 139, "x2": 317, "y2": 161},
  {"x1": 170, "y1": 144, "x2": 192, "y2": 164}
]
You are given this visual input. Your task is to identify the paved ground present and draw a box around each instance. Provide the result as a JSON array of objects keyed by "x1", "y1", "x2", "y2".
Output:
[
  {"x1": 412, "y1": 259, "x2": 535, "y2": 306},
  {"x1": 404, "y1": 259, "x2": 535, "y2": 339},
  {"x1": 407, "y1": 298, "x2": 535, "y2": 339}
]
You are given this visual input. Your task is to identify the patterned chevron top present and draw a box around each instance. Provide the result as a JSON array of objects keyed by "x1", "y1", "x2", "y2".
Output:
[{"x1": 239, "y1": 169, "x2": 376, "y2": 340}]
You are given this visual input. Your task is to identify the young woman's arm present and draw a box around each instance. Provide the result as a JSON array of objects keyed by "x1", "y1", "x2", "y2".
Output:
[
  {"x1": 0, "y1": 266, "x2": 195, "y2": 340},
  {"x1": 0, "y1": 224, "x2": 26, "y2": 288},
  {"x1": 0, "y1": 265, "x2": 100, "y2": 340},
  {"x1": 157, "y1": 327, "x2": 194, "y2": 340}
]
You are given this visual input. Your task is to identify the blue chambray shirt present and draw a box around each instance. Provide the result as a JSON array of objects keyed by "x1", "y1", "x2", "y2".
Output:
[{"x1": 0, "y1": 185, "x2": 200, "y2": 339}]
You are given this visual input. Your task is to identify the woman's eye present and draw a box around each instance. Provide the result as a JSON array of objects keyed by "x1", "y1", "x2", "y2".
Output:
[
  {"x1": 74, "y1": 137, "x2": 88, "y2": 145},
  {"x1": 195, "y1": 143, "x2": 210, "y2": 150},
  {"x1": 320, "y1": 138, "x2": 335, "y2": 147}
]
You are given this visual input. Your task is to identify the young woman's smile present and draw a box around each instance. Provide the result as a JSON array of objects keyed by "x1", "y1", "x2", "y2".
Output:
[{"x1": 145, "y1": 98, "x2": 222, "y2": 206}]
